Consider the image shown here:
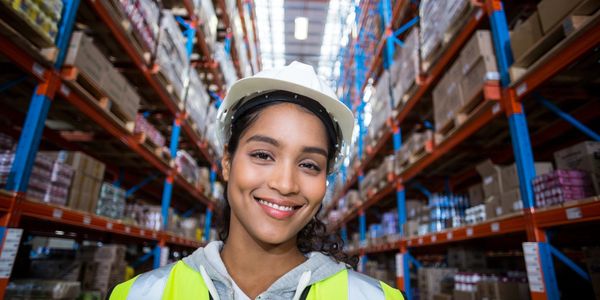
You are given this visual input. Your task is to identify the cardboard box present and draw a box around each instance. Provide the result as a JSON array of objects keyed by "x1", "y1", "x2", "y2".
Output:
[
  {"x1": 64, "y1": 32, "x2": 111, "y2": 83},
  {"x1": 485, "y1": 195, "x2": 502, "y2": 219},
  {"x1": 460, "y1": 30, "x2": 497, "y2": 76},
  {"x1": 511, "y1": 12, "x2": 543, "y2": 62},
  {"x1": 42, "y1": 151, "x2": 106, "y2": 180},
  {"x1": 488, "y1": 281, "x2": 523, "y2": 300},
  {"x1": 501, "y1": 188, "x2": 522, "y2": 214},
  {"x1": 476, "y1": 160, "x2": 503, "y2": 199},
  {"x1": 433, "y1": 293, "x2": 453, "y2": 300},
  {"x1": 554, "y1": 141, "x2": 600, "y2": 194},
  {"x1": 501, "y1": 162, "x2": 554, "y2": 192},
  {"x1": 537, "y1": 0, "x2": 585, "y2": 33},
  {"x1": 460, "y1": 56, "x2": 499, "y2": 105},
  {"x1": 453, "y1": 290, "x2": 477, "y2": 300},
  {"x1": 433, "y1": 59, "x2": 465, "y2": 131},
  {"x1": 468, "y1": 183, "x2": 485, "y2": 205}
]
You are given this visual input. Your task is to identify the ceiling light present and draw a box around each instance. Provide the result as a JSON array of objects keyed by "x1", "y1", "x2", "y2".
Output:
[{"x1": 295, "y1": 17, "x2": 308, "y2": 40}]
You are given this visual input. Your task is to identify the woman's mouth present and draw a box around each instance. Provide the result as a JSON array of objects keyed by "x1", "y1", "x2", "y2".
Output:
[{"x1": 254, "y1": 196, "x2": 302, "y2": 220}]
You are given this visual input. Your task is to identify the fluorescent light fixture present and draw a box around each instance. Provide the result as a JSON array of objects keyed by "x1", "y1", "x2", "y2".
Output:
[{"x1": 295, "y1": 17, "x2": 308, "y2": 40}]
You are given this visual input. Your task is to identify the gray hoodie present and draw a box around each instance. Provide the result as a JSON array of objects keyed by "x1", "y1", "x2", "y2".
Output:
[{"x1": 182, "y1": 241, "x2": 348, "y2": 300}]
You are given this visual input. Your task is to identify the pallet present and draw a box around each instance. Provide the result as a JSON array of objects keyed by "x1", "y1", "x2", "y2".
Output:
[
  {"x1": 152, "y1": 64, "x2": 186, "y2": 106},
  {"x1": 0, "y1": 8, "x2": 57, "y2": 65},
  {"x1": 510, "y1": 4, "x2": 600, "y2": 82},
  {"x1": 61, "y1": 67, "x2": 135, "y2": 132},
  {"x1": 136, "y1": 132, "x2": 172, "y2": 164},
  {"x1": 408, "y1": 140, "x2": 434, "y2": 165},
  {"x1": 434, "y1": 98, "x2": 499, "y2": 145}
]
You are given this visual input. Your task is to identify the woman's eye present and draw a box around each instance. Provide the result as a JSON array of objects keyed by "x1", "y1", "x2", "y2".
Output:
[
  {"x1": 300, "y1": 162, "x2": 321, "y2": 172},
  {"x1": 251, "y1": 151, "x2": 272, "y2": 161}
]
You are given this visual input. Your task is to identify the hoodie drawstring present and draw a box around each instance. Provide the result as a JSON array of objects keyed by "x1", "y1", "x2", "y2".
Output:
[
  {"x1": 291, "y1": 270, "x2": 312, "y2": 300},
  {"x1": 200, "y1": 265, "x2": 221, "y2": 300}
]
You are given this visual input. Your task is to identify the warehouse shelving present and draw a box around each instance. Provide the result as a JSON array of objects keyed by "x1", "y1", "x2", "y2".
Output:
[
  {"x1": 0, "y1": 0, "x2": 260, "y2": 297},
  {"x1": 330, "y1": 0, "x2": 600, "y2": 299}
]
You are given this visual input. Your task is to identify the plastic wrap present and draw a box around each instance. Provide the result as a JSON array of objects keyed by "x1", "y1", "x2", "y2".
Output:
[{"x1": 6, "y1": 280, "x2": 81, "y2": 299}]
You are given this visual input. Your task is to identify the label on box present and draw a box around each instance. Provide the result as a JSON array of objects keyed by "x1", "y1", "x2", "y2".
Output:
[
  {"x1": 491, "y1": 222, "x2": 500, "y2": 232},
  {"x1": 516, "y1": 83, "x2": 528, "y2": 97},
  {"x1": 523, "y1": 242, "x2": 545, "y2": 293},
  {"x1": 52, "y1": 208, "x2": 63, "y2": 219},
  {"x1": 566, "y1": 207, "x2": 582, "y2": 220},
  {"x1": 0, "y1": 228, "x2": 23, "y2": 278},
  {"x1": 395, "y1": 253, "x2": 404, "y2": 277},
  {"x1": 60, "y1": 84, "x2": 71, "y2": 97},
  {"x1": 32, "y1": 63, "x2": 44, "y2": 78},
  {"x1": 483, "y1": 176, "x2": 493, "y2": 185}
]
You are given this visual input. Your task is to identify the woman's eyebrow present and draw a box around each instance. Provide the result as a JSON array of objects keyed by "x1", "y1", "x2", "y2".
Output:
[
  {"x1": 302, "y1": 146, "x2": 327, "y2": 157},
  {"x1": 246, "y1": 134, "x2": 279, "y2": 146}
]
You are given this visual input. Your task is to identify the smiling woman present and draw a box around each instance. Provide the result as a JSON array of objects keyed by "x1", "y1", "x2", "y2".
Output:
[{"x1": 109, "y1": 62, "x2": 405, "y2": 300}]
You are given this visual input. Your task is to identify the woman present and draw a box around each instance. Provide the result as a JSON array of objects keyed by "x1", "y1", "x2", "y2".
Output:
[{"x1": 110, "y1": 62, "x2": 404, "y2": 300}]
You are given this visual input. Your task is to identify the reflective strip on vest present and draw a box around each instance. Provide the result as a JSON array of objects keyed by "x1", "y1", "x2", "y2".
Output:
[{"x1": 110, "y1": 262, "x2": 404, "y2": 300}]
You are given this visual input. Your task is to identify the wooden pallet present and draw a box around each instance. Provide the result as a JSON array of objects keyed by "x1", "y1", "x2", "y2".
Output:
[
  {"x1": 61, "y1": 67, "x2": 135, "y2": 132},
  {"x1": 510, "y1": 4, "x2": 600, "y2": 82},
  {"x1": 434, "y1": 98, "x2": 498, "y2": 145},
  {"x1": 408, "y1": 140, "x2": 434, "y2": 165},
  {"x1": 136, "y1": 132, "x2": 172, "y2": 165},
  {"x1": 152, "y1": 64, "x2": 186, "y2": 106}
]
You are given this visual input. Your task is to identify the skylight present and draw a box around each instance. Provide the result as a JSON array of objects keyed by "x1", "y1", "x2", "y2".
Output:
[{"x1": 255, "y1": 0, "x2": 285, "y2": 70}]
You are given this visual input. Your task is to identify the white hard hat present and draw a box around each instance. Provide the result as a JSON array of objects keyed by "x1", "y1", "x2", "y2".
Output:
[{"x1": 216, "y1": 61, "x2": 354, "y2": 172}]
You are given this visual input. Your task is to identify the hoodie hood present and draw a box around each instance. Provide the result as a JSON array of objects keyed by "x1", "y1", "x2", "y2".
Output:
[{"x1": 182, "y1": 241, "x2": 348, "y2": 300}]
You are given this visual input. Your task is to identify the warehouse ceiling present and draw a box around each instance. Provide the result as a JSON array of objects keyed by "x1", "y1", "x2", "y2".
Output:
[{"x1": 255, "y1": 0, "x2": 355, "y2": 89}]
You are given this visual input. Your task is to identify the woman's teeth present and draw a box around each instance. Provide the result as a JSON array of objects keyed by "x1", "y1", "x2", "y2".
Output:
[{"x1": 257, "y1": 199, "x2": 295, "y2": 211}]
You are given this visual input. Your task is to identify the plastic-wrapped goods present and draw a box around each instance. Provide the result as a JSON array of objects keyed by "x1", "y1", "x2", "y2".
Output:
[
  {"x1": 117, "y1": 0, "x2": 160, "y2": 51},
  {"x1": 390, "y1": 28, "x2": 420, "y2": 108},
  {"x1": 180, "y1": 217, "x2": 199, "y2": 240},
  {"x1": 214, "y1": 42, "x2": 239, "y2": 88},
  {"x1": 176, "y1": 150, "x2": 200, "y2": 185},
  {"x1": 212, "y1": 181, "x2": 224, "y2": 201},
  {"x1": 96, "y1": 183, "x2": 127, "y2": 220},
  {"x1": 464, "y1": 204, "x2": 486, "y2": 224},
  {"x1": 185, "y1": 68, "x2": 210, "y2": 135},
  {"x1": 420, "y1": 0, "x2": 469, "y2": 64},
  {"x1": 533, "y1": 170, "x2": 594, "y2": 208},
  {"x1": 0, "y1": 133, "x2": 15, "y2": 151},
  {"x1": 134, "y1": 114, "x2": 166, "y2": 147},
  {"x1": 124, "y1": 202, "x2": 163, "y2": 230},
  {"x1": 157, "y1": 10, "x2": 190, "y2": 100},
  {"x1": 6, "y1": 280, "x2": 80, "y2": 299},
  {"x1": 204, "y1": 106, "x2": 222, "y2": 157},
  {"x1": 395, "y1": 130, "x2": 433, "y2": 171},
  {"x1": 366, "y1": 71, "x2": 393, "y2": 149},
  {"x1": 198, "y1": 0, "x2": 218, "y2": 49}
]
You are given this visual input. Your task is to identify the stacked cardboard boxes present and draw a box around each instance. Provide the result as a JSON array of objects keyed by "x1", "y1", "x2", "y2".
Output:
[
  {"x1": 553, "y1": 141, "x2": 600, "y2": 195},
  {"x1": 419, "y1": 267, "x2": 458, "y2": 300},
  {"x1": 80, "y1": 245, "x2": 127, "y2": 298},
  {"x1": 65, "y1": 31, "x2": 141, "y2": 122},
  {"x1": 432, "y1": 31, "x2": 499, "y2": 133},
  {"x1": 533, "y1": 170, "x2": 594, "y2": 207},
  {"x1": 115, "y1": 0, "x2": 160, "y2": 52},
  {"x1": 42, "y1": 151, "x2": 106, "y2": 213},
  {"x1": 390, "y1": 28, "x2": 420, "y2": 108},
  {"x1": 185, "y1": 68, "x2": 210, "y2": 136},
  {"x1": 476, "y1": 159, "x2": 553, "y2": 219}
]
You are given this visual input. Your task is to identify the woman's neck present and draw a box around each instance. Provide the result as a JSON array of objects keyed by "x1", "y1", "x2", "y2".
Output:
[{"x1": 220, "y1": 224, "x2": 307, "y2": 298}]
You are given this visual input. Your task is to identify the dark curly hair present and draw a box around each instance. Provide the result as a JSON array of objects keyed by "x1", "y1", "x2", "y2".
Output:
[{"x1": 216, "y1": 96, "x2": 358, "y2": 269}]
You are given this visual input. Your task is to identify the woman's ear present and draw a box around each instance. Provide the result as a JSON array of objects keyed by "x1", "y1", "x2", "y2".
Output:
[{"x1": 221, "y1": 146, "x2": 231, "y2": 181}]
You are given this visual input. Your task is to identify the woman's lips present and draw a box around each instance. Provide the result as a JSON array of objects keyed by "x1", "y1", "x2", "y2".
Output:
[{"x1": 254, "y1": 196, "x2": 302, "y2": 220}]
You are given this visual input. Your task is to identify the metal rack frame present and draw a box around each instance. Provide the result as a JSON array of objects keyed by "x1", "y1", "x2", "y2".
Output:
[{"x1": 331, "y1": 0, "x2": 600, "y2": 299}]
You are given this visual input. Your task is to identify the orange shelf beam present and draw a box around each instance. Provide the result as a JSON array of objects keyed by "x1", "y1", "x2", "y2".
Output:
[{"x1": 0, "y1": 34, "x2": 50, "y2": 83}]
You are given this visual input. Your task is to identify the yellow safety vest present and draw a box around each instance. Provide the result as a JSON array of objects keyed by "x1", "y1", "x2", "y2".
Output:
[{"x1": 110, "y1": 260, "x2": 404, "y2": 300}]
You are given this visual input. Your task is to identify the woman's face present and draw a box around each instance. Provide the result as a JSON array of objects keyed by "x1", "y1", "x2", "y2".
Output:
[{"x1": 222, "y1": 103, "x2": 329, "y2": 246}]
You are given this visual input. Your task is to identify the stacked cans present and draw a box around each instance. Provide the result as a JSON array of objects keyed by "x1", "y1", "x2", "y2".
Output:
[
  {"x1": 533, "y1": 169, "x2": 594, "y2": 207},
  {"x1": 427, "y1": 194, "x2": 469, "y2": 233}
]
